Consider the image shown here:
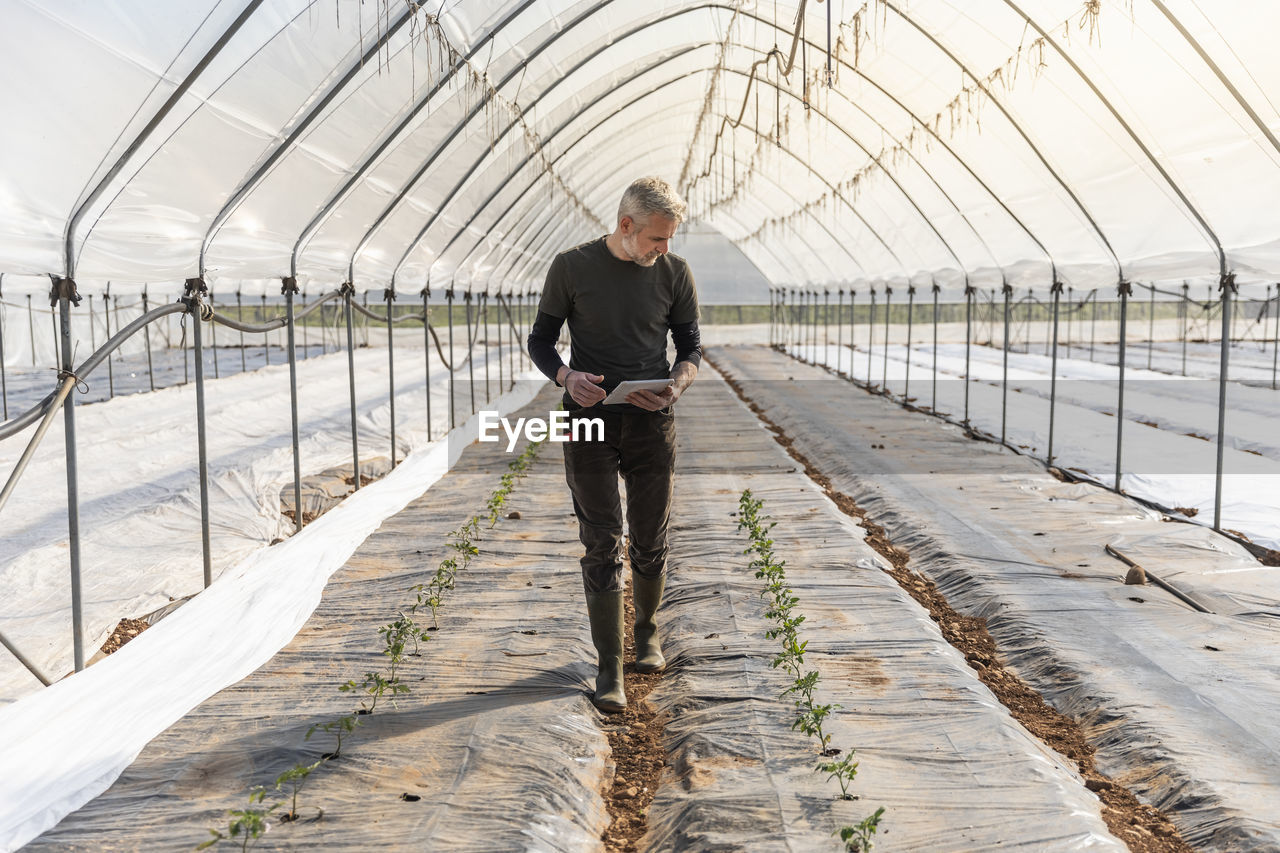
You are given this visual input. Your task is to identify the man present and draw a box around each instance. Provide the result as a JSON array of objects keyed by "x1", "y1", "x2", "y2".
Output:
[{"x1": 526, "y1": 177, "x2": 701, "y2": 713}]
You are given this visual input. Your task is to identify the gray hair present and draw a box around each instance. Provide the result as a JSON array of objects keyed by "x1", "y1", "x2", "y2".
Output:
[{"x1": 618, "y1": 177, "x2": 687, "y2": 225}]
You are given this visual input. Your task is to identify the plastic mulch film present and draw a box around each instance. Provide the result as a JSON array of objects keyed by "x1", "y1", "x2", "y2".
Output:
[
  {"x1": 22, "y1": 385, "x2": 614, "y2": 852},
  {"x1": 640, "y1": 377, "x2": 1123, "y2": 851},
  {"x1": 709, "y1": 344, "x2": 1280, "y2": 852}
]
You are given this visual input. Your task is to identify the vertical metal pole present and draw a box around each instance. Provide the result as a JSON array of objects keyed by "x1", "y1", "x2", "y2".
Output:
[
  {"x1": 507, "y1": 291, "x2": 516, "y2": 389},
  {"x1": 182, "y1": 291, "x2": 190, "y2": 387},
  {"x1": 1271, "y1": 283, "x2": 1279, "y2": 390},
  {"x1": 963, "y1": 287, "x2": 974, "y2": 424},
  {"x1": 27, "y1": 295, "x2": 36, "y2": 366},
  {"x1": 300, "y1": 290, "x2": 309, "y2": 360},
  {"x1": 483, "y1": 292, "x2": 491, "y2": 403},
  {"x1": 446, "y1": 288, "x2": 456, "y2": 430},
  {"x1": 931, "y1": 282, "x2": 940, "y2": 412},
  {"x1": 1000, "y1": 283, "x2": 1012, "y2": 444},
  {"x1": 0, "y1": 277, "x2": 7, "y2": 419},
  {"x1": 1114, "y1": 282, "x2": 1131, "y2": 492},
  {"x1": 882, "y1": 286, "x2": 892, "y2": 392},
  {"x1": 236, "y1": 291, "x2": 247, "y2": 373},
  {"x1": 465, "y1": 291, "x2": 476, "y2": 415},
  {"x1": 107, "y1": 292, "x2": 116, "y2": 399},
  {"x1": 1090, "y1": 291, "x2": 1098, "y2": 362},
  {"x1": 823, "y1": 288, "x2": 830, "y2": 365},
  {"x1": 362, "y1": 291, "x2": 370, "y2": 347},
  {"x1": 1065, "y1": 286, "x2": 1073, "y2": 357},
  {"x1": 810, "y1": 290, "x2": 817, "y2": 363},
  {"x1": 835, "y1": 289, "x2": 843, "y2": 374},
  {"x1": 1048, "y1": 282, "x2": 1063, "y2": 467},
  {"x1": 261, "y1": 294, "x2": 270, "y2": 366},
  {"x1": 184, "y1": 280, "x2": 213, "y2": 587},
  {"x1": 385, "y1": 287, "x2": 398, "y2": 468},
  {"x1": 343, "y1": 284, "x2": 361, "y2": 490},
  {"x1": 53, "y1": 278, "x2": 85, "y2": 671},
  {"x1": 868, "y1": 287, "x2": 877, "y2": 387},
  {"x1": 1213, "y1": 275, "x2": 1236, "y2": 531},
  {"x1": 284, "y1": 279, "x2": 303, "y2": 531},
  {"x1": 904, "y1": 286, "x2": 916, "y2": 399},
  {"x1": 423, "y1": 287, "x2": 434, "y2": 442},
  {"x1": 1147, "y1": 283, "x2": 1156, "y2": 370},
  {"x1": 494, "y1": 289, "x2": 504, "y2": 394},
  {"x1": 1181, "y1": 282, "x2": 1190, "y2": 376},
  {"x1": 142, "y1": 287, "x2": 155, "y2": 391},
  {"x1": 209, "y1": 290, "x2": 220, "y2": 379},
  {"x1": 849, "y1": 286, "x2": 860, "y2": 376}
]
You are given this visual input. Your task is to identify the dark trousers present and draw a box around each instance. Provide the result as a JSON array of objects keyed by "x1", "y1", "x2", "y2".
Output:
[{"x1": 563, "y1": 406, "x2": 676, "y2": 593}]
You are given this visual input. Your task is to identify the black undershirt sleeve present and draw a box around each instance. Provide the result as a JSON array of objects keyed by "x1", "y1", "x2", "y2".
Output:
[
  {"x1": 527, "y1": 310, "x2": 568, "y2": 384},
  {"x1": 671, "y1": 318, "x2": 702, "y2": 369}
]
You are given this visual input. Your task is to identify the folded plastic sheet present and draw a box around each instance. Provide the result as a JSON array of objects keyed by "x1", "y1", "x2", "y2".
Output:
[
  {"x1": 641, "y1": 377, "x2": 1122, "y2": 851},
  {"x1": 0, "y1": 344, "x2": 520, "y2": 704},
  {"x1": 712, "y1": 344, "x2": 1280, "y2": 851},
  {"x1": 7, "y1": 382, "x2": 615, "y2": 852}
]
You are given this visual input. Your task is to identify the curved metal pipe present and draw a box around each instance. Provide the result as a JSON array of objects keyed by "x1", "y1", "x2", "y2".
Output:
[{"x1": 0, "y1": 301, "x2": 188, "y2": 441}]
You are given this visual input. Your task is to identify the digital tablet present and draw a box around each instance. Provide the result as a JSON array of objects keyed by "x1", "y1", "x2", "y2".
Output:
[{"x1": 601, "y1": 379, "x2": 674, "y2": 406}]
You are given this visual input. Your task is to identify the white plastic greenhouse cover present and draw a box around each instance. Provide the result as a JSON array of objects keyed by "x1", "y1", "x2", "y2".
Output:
[{"x1": 2, "y1": 0, "x2": 1280, "y2": 298}]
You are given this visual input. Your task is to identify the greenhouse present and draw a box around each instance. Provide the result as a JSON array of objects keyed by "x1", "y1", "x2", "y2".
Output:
[{"x1": 1, "y1": 1, "x2": 1279, "y2": 850}]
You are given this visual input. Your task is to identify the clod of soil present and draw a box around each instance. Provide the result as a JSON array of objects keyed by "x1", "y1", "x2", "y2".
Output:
[
  {"x1": 98, "y1": 617, "x2": 150, "y2": 656},
  {"x1": 506, "y1": 510, "x2": 522, "y2": 519},
  {"x1": 710, "y1": 355, "x2": 1196, "y2": 853}
]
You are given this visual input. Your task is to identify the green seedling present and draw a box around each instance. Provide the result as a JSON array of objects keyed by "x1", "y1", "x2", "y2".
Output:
[
  {"x1": 340, "y1": 670, "x2": 407, "y2": 714},
  {"x1": 305, "y1": 713, "x2": 362, "y2": 759},
  {"x1": 275, "y1": 761, "x2": 322, "y2": 821},
  {"x1": 738, "y1": 488, "x2": 885, "y2": 844},
  {"x1": 197, "y1": 787, "x2": 278, "y2": 851},
  {"x1": 818, "y1": 752, "x2": 860, "y2": 800},
  {"x1": 836, "y1": 807, "x2": 885, "y2": 852}
]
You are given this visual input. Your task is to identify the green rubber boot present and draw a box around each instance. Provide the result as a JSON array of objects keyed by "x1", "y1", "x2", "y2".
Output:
[
  {"x1": 585, "y1": 591, "x2": 626, "y2": 713},
  {"x1": 633, "y1": 573, "x2": 667, "y2": 673}
]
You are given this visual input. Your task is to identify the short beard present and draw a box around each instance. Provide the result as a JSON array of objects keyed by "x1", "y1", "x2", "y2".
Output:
[{"x1": 620, "y1": 233, "x2": 660, "y2": 266}]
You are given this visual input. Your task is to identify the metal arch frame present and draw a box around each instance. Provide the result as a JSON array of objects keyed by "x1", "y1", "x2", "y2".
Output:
[
  {"x1": 199, "y1": 1, "x2": 432, "y2": 277},
  {"x1": 336, "y1": 5, "x2": 745, "y2": 284},
  {"x1": 682, "y1": 9, "x2": 1059, "y2": 281},
  {"x1": 999, "y1": 0, "x2": 1225, "y2": 277},
  {"x1": 64, "y1": 0, "x2": 268, "y2": 278},
  {"x1": 492, "y1": 125, "x2": 840, "y2": 288},
  {"x1": 665, "y1": 8, "x2": 1060, "y2": 282},
  {"x1": 390, "y1": 63, "x2": 872, "y2": 287},
  {"x1": 710, "y1": 44, "x2": 1007, "y2": 275},
  {"x1": 445, "y1": 104, "x2": 855, "y2": 284},
  {"x1": 464, "y1": 6, "x2": 1045, "y2": 290},
  {"x1": 455, "y1": 101, "x2": 855, "y2": 284},
  {"x1": 838, "y1": 58, "x2": 1055, "y2": 279},
  {"x1": 516, "y1": 161, "x2": 828, "y2": 288},
  {"x1": 710, "y1": 65, "x2": 970, "y2": 283},
  {"x1": 289, "y1": 0, "x2": 573, "y2": 278},
  {"x1": 379, "y1": 49, "x2": 721, "y2": 285},
  {"x1": 1147, "y1": 0, "x2": 1280, "y2": 165},
  {"x1": 879, "y1": 0, "x2": 1122, "y2": 279}
]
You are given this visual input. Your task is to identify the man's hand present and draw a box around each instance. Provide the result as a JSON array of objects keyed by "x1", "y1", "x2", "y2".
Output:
[
  {"x1": 626, "y1": 361, "x2": 698, "y2": 411},
  {"x1": 560, "y1": 367, "x2": 607, "y2": 407}
]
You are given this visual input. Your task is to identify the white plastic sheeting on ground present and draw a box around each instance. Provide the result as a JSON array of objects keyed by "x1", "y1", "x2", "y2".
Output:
[
  {"x1": 6, "y1": 2, "x2": 1280, "y2": 296},
  {"x1": 0, "y1": 375, "x2": 544, "y2": 853},
  {"x1": 789, "y1": 342, "x2": 1280, "y2": 551},
  {"x1": 0, "y1": 342, "x2": 530, "y2": 704},
  {"x1": 712, "y1": 345, "x2": 1280, "y2": 850}
]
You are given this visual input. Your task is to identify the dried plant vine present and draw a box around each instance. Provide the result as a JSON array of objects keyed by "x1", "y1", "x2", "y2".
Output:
[
  {"x1": 737, "y1": 489, "x2": 884, "y2": 852},
  {"x1": 199, "y1": 436, "x2": 545, "y2": 848}
]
